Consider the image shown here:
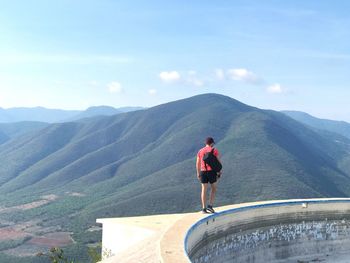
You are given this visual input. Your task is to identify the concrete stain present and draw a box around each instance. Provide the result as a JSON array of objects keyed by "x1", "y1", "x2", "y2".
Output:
[{"x1": 192, "y1": 220, "x2": 350, "y2": 263}]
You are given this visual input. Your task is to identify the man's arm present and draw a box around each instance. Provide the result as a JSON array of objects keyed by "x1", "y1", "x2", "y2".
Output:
[{"x1": 196, "y1": 156, "x2": 201, "y2": 179}]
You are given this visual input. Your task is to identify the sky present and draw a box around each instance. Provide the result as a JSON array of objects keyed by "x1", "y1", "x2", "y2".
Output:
[{"x1": 0, "y1": 0, "x2": 350, "y2": 121}]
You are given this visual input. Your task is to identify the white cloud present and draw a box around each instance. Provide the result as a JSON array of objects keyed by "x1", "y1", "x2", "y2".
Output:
[
  {"x1": 267, "y1": 83, "x2": 283, "y2": 94},
  {"x1": 227, "y1": 68, "x2": 260, "y2": 84},
  {"x1": 215, "y1": 69, "x2": 225, "y2": 80},
  {"x1": 148, "y1": 89, "x2": 157, "y2": 95},
  {"x1": 159, "y1": 71, "x2": 181, "y2": 83},
  {"x1": 186, "y1": 71, "x2": 204, "y2": 87},
  {"x1": 107, "y1": 82, "x2": 123, "y2": 93},
  {"x1": 187, "y1": 78, "x2": 204, "y2": 87}
]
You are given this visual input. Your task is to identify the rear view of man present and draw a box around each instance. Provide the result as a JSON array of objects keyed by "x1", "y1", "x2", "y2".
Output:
[{"x1": 196, "y1": 137, "x2": 222, "y2": 213}]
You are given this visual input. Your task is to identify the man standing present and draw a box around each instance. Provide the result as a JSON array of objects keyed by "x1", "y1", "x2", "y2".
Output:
[{"x1": 196, "y1": 137, "x2": 222, "y2": 214}]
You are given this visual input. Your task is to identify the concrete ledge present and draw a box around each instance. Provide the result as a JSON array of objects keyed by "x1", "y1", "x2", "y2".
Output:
[
  {"x1": 185, "y1": 198, "x2": 350, "y2": 263},
  {"x1": 96, "y1": 214, "x2": 185, "y2": 263},
  {"x1": 97, "y1": 198, "x2": 350, "y2": 263}
]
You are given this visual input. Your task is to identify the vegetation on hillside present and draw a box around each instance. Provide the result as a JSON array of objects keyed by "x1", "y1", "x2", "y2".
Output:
[{"x1": 0, "y1": 94, "x2": 350, "y2": 261}]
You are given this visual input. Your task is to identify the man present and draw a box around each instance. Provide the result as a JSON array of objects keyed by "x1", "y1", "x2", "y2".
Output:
[{"x1": 196, "y1": 137, "x2": 222, "y2": 214}]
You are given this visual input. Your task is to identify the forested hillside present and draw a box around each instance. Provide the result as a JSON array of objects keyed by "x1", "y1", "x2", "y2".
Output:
[{"x1": 1, "y1": 94, "x2": 350, "y2": 262}]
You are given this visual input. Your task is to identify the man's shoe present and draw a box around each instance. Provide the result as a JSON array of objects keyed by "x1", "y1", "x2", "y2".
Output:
[
  {"x1": 207, "y1": 205, "x2": 215, "y2": 213},
  {"x1": 201, "y1": 208, "x2": 209, "y2": 214}
]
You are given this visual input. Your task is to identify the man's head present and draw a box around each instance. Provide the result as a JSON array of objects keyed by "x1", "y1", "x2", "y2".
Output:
[{"x1": 205, "y1": 137, "x2": 215, "y2": 146}]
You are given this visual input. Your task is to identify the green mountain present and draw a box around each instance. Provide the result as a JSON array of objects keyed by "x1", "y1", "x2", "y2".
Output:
[
  {"x1": 117, "y1": 106, "x2": 145, "y2": 112},
  {"x1": 0, "y1": 130, "x2": 9, "y2": 145},
  {"x1": 63, "y1": 106, "x2": 144, "y2": 122},
  {"x1": 1, "y1": 94, "x2": 350, "y2": 261},
  {"x1": 283, "y1": 110, "x2": 350, "y2": 139},
  {"x1": 0, "y1": 121, "x2": 49, "y2": 144},
  {"x1": 64, "y1": 106, "x2": 122, "y2": 121},
  {"x1": 0, "y1": 108, "x2": 11, "y2": 122},
  {"x1": 0, "y1": 106, "x2": 144, "y2": 123},
  {"x1": 0, "y1": 107, "x2": 80, "y2": 123},
  {"x1": 2, "y1": 93, "x2": 350, "y2": 212}
]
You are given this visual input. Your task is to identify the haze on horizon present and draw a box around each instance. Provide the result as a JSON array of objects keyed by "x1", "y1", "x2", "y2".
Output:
[{"x1": 0, "y1": 1, "x2": 350, "y2": 121}]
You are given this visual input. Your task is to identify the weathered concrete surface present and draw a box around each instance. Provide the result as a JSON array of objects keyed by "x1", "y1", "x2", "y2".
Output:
[
  {"x1": 97, "y1": 204, "x2": 246, "y2": 262},
  {"x1": 187, "y1": 199, "x2": 350, "y2": 263},
  {"x1": 97, "y1": 213, "x2": 186, "y2": 263},
  {"x1": 97, "y1": 198, "x2": 350, "y2": 263},
  {"x1": 191, "y1": 220, "x2": 350, "y2": 262},
  {"x1": 278, "y1": 251, "x2": 350, "y2": 263}
]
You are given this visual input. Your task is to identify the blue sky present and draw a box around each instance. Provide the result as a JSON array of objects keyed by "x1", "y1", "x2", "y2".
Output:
[{"x1": 0, "y1": 1, "x2": 350, "y2": 121}]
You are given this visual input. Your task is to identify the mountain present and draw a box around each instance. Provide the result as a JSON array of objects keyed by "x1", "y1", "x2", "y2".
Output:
[
  {"x1": 0, "y1": 108, "x2": 11, "y2": 122},
  {"x1": 63, "y1": 106, "x2": 144, "y2": 122},
  {"x1": 64, "y1": 106, "x2": 122, "y2": 121},
  {"x1": 0, "y1": 130, "x2": 9, "y2": 145},
  {"x1": 117, "y1": 106, "x2": 145, "y2": 112},
  {"x1": 0, "y1": 107, "x2": 80, "y2": 123},
  {"x1": 283, "y1": 111, "x2": 350, "y2": 140},
  {"x1": 0, "y1": 106, "x2": 144, "y2": 123},
  {"x1": 0, "y1": 121, "x2": 49, "y2": 144},
  {"x1": 0, "y1": 94, "x2": 350, "y2": 261},
  {"x1": 1, "y1": 94, "x2": 350, "y2": 212}
]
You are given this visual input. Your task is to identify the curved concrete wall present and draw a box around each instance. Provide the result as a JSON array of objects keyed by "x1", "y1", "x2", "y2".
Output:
[{"x1": 185, "y1": 199, "x2": 350, "y2": 263}]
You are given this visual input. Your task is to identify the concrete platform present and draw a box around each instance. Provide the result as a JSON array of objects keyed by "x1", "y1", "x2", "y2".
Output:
[
  {"x1": 97, "y1": 198, "x2": 350, "y2": 263},
  {"x1": 97, "y1": 202, "x2": 250, "y2": 263}
]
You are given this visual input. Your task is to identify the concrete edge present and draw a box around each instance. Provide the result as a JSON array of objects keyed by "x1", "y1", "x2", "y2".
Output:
[
  {"x1": 183, "y1": 198, "x2": 350, "y2": 262},
  {"x1": 97, "y1": 198, "x2": 350, "y2": 263}
]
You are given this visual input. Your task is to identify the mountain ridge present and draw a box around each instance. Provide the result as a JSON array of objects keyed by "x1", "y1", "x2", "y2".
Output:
[
  {"x1": 1, "y1": 93, "x2": 350, "y2": 262},
  {"x1": 283, "y1": 110, "x2": 350, "y2": 139},
  {"x1": 1, "y1": 93, "x2": 350, "y2": 201},
  {"x1": 0, "y1": 105, "x2": 144, "y2": 123}
]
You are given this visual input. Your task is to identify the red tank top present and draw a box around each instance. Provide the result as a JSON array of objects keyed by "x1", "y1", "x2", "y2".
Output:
[{"x1": 197, "y1": 146, "x2": 219, "y2": 171}]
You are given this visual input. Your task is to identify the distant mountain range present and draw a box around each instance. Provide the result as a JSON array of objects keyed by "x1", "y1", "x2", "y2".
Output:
[
  {"x1": 1, "y1": 94, "x2": 350, "y2": 211},
  {"x1": 0, "y1": 106, "x2": 144, "y2": 145},
  {"x1": 0, "y1": 121, "x2": 49, "y2": 142},
  {"x1": 283, "y1": 111, "x2": 350, "y2": 140},
  {"x1": 0, "y1": 94, "x2": 350, "y2": 262},
  {"x1": 0, "y1": 105, "x2": 144, "y2": 123}
]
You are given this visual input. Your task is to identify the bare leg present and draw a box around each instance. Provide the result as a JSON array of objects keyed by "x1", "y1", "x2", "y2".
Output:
[
  {"x1": 209, "y1": 183, "x2": 217, "y2": 206},
  {"x1": 201, "y1": 183, "x2": 208, "y2": 208}
]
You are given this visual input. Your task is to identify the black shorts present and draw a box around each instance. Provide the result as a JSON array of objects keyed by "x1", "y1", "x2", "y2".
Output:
[{"x1": 200, "y1": 170, "x2": 217, "y2": 184}]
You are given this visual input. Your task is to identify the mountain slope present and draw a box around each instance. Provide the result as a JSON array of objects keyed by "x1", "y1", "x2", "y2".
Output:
[
  {"x1": 0, "y1": 107, "x2": 80, "y2": 123},
  {"x1": 79, "y1": 109, "x2": 350, "y2": 220},
  {"x1": 1, "y1": 94, "x2": 350, "y2": 206},
  {"x1": 0, "y1": 121, "x2": 48, "y2": 142},
  {"x1": 117, "y1": 106, "x2": 145, "y2": 112},
  {"x1": 0, "y1": 130, "x2": 9, "y2": 144},
  {"x1": 1, "y1": 94, "x2": 350, "y2": 261},
  {"x1": 63, "y1": 106, "x2": 122, "y2": 122},
  {"x1": 283, "y1": 110, "x2": 350, "y2": 139},
  {"x1": 0, "y1": 107, "x2": 12, "y2": 122},
  {"x1": 0, "y1": 106, "x2": 144, "y2": 123}
]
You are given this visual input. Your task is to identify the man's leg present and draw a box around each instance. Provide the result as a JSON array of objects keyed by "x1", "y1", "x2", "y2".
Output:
[
  {"x1": 201, "y1": 183, "x2": 208, "y2": 209},
  {"x1": 209, "y1": 182, "x2": 217, "y2": 206}
]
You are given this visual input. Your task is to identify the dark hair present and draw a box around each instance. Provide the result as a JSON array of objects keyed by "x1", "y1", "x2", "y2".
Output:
[{"x1": 205, "y1": 137, "x2": 215, "y2": 145}]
